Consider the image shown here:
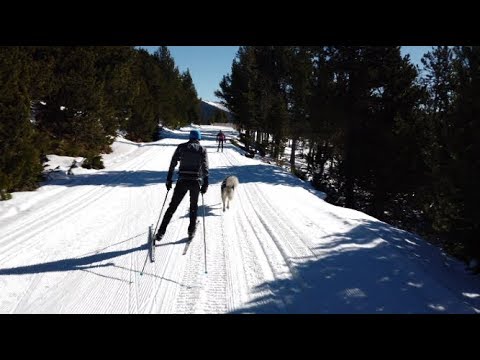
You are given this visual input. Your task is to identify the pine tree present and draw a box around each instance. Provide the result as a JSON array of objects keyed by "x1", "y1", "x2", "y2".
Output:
[
  {"x1": 33, "y1": 47, "x2": 116, "y2": 158},
  {"x1": 126, "y1": 49, "x2": 159, "y2": 141},
  {"x1": 449, "y1": 46, "x2": 480, "y2": 261},
  {"x1": 363, "y1": 46, "x2": 425, "y2": 218},
  {"x1": 419, "y1": 46, "x2": 480, "y2": 263},
  {"x1": 308, "y1": 46, "x2": 339, "y2": 184},
  {"x1": 95, "y1": 46, "x2": 138, "y2": 133},
  {"x1": 420, "y1": 46, "x2": 457, "y2": 234},
  {"x1": 285, "y1": 46, "x2": 313, "y2": 172},
  {"x1": 216, "y1": 46, "x2": 259, "y2": 150},
  {"x1": 181, "y1": 69, "x2": 200, "y2": 124},
  {"x1": 329, "y1": 46, "x2": 370, "y2": 208},
  {"x1": 0, "y1": 47, "x2": 43, "y2": 198},
  {"x1": 153, "y1": 46, "x2": 183, "y2": 128}
]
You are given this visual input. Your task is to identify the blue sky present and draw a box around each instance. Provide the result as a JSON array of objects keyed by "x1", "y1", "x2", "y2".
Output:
[
  {"x1": 401, "y1": 46, "x2": 432, "y2": 68},
  {"x1": 140, "y1": 46, "x2": 239, "y2": 102},
  {"x1": 140, "y1": 46, "x2": 432, "y2": 102}
]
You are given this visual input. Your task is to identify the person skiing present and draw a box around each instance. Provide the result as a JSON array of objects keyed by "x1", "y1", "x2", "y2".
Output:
[
  {"x1": 155, "y1": 129, "x2": 209, "y2": 242},
  {"x1": 216, "y1": 130, "x2": 226, "y2": 152}
]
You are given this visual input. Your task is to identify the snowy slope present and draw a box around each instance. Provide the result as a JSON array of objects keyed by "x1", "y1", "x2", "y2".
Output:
[
  {"x1": 203, "y1": 100, "x2": 231, "y2": 113},
  {"x1": 0, "y1": 125, "x2": 479, "y2": 314}
]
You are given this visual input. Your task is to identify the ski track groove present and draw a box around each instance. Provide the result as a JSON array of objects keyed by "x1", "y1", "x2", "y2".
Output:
[
  {"x1": 172, "y1": 150, "x2": 232, "y2": 313},
  {"x1": 214, "y1": 151, "x2": 283, "y2": 311},
  {"x1": 225, "y1": 210, "x2": 254, "y2": 312},
  {"x1": 171, "y1": 200, "x2": 206, "y2": 313},
  {"x1": 218, "y1": 148, "x2": 288, "y2": 312},
  {"x1": 8, "y1": 256, "x2": 50, "y2": 313},
  {"x1": 0, "y1": 145, "x2": 152, "y2": 243},
  {"x1": 222, "y1": 148, "x2": 320, "y2": 311},
  {"x1": 0, "y1": 147, "x2": 158, "y2": 266},
  {"x1": 148, "y1": 210, "x2": 187, "y2": 313},
  {"x1": 219, "y1": 153, "x2": 282, "y2": 312}
]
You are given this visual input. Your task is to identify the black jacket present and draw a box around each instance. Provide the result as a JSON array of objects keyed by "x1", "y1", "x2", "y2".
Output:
[{"x1": 167, "y1": 139, "x2": 209, "y2": 183}]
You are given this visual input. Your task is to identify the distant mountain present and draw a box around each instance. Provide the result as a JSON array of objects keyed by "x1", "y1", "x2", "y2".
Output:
[{"x1": 200, "y1": 100, "x2": 234, "y2": 124}]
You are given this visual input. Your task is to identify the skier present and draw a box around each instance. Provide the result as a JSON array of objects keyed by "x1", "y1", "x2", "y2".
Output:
[
  {"x1": 216, "y1": 130, "x2": 226, "y2": 152},
  {"x1": 155, "y1": 129, "x2": 209, "y2": 241}
]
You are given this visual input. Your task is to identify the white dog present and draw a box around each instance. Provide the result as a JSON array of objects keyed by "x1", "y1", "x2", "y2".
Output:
[{"x1": 221, "y1": 175, "x2": 239, "y2": 212}]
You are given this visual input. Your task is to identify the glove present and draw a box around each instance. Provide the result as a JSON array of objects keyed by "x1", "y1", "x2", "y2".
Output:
[
  {"x1": 200, "y1": 178, "x2": 208, "y2": 194},
  {"x1": 166, "y1": 180, "x2": 172, "y2": 191}
]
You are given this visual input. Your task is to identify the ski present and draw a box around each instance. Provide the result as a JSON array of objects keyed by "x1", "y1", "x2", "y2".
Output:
[
  {"x1": 149, "y1": 225, "x2": 155, "y2": 262},
  {"x1": 140, "y1": 225, "x2": 154, "y2": 276},
  {"x1": 182, "y1": 240, "x2": 192, "y2": 255}
]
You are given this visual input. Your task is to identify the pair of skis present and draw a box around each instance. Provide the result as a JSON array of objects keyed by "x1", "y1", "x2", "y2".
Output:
[{"x1": 149, "y1": 225, "x2": 195, "y2": 261}]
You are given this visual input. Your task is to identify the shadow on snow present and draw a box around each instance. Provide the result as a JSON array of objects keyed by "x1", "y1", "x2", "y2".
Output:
[
  {"x1": 228, "y1": 219, "x2": 480, "y2": 314},
  {"x1": 0, "y1": 234, "x2": 190, "y2": 287}
]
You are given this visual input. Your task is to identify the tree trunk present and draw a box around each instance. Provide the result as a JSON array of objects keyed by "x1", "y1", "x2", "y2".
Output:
[
  {"x1": 245, "y1": 128, "x2": 251, "y2": 151},
  {"x1": 344, "y1": 126, "x2": 355, "y2": 208},
  {"x1": 290, "y1": 137, "x2": 297, "y2": 172},
  {"x1": 307, "y1": 138, "x2": 314, "y2": 173}
]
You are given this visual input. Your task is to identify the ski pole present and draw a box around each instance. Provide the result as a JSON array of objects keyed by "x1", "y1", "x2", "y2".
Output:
[
  {"x1": 202, "y1": 193, "x2": 207, "y2": 273},
  {"x1": 154, "y1": 189, "x2": 170, "y2": 235}
]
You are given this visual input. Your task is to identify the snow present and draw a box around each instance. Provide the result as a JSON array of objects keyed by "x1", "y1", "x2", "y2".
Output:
[
  {"x1": 0, "y1": 125, "x2": 479, "y2": 313},
  {"x1": 102, "y1": 136, "x2": 147, "y2": 167}
]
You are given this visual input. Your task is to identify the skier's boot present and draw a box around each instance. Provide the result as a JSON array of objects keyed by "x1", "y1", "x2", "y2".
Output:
[
  {"x1": 155, "y1": 230, "x2": 165, "y2": 242},
  {"x1": 188, "y1": 220, "x2": 199, "y2": 241}
]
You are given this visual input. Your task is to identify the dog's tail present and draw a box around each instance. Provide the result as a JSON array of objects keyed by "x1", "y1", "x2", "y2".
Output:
[{"x1": 225, "y1": 176, "x2": 239, "y2": 189}]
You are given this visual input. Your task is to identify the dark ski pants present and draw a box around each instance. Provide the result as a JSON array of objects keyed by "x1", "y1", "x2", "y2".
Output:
[
  {"x1": 217, "y1": 141, "x2": 224, "y2": 152},
  {"x1": 158, "y1": 179, "x2": 200, "y2": 236}
]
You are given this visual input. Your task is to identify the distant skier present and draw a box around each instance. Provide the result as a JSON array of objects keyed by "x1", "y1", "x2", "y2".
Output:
[
  {"x1": 216, "y1": 130, "x2": 226, "y2": 152},
  {"x1": 155, "y1": 129, "x2": 209, "y2": 241}
]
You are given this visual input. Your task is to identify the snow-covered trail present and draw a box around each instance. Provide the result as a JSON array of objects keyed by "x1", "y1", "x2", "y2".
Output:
[{"x1": 1, "y1": 125, "x2": 479, "y2": 313}]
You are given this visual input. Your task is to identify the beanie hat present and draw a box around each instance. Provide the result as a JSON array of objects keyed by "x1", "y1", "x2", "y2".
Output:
[{"x1": 189, "y1": 129, "x2": 201, "y2": 140}]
